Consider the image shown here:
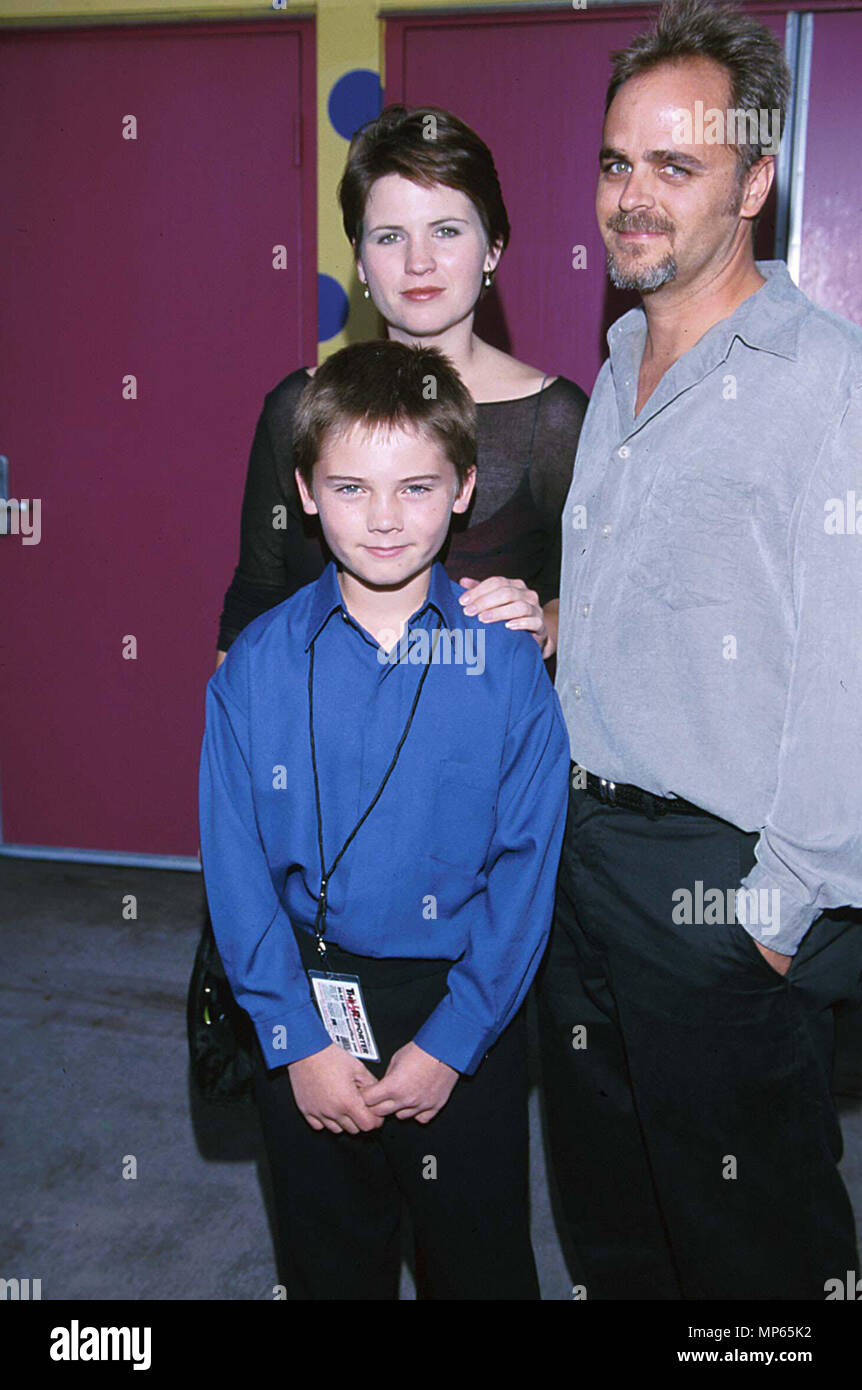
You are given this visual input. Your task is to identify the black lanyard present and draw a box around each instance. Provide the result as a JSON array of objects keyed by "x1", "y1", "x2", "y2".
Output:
[{"x1": 307, "y1": 613, "x2": 442, "y2": 963}]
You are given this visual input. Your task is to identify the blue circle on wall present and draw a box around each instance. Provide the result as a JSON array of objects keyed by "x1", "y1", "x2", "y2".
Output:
[
  {"x1": 328, "y1": 70, "x2": 383, "y2": 141},
  {"x1": 318, "y1": 273, "x2": 350, "y2": 342}
]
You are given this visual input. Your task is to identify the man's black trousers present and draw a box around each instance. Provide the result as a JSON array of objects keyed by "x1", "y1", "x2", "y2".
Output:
[
  {"x1": 537, "y1": 775, "x2": 862, "y2": 1300},
  {"x1": 252, "y1": 933, "x2": 539, "y2": 1300}
]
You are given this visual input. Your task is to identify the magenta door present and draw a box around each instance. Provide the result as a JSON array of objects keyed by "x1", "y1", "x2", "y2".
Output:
[
  {"x1": 0, "y1": 20, "x2": 316, "y2": 858},
  {"x1": 797, "y1": 7, "x2": 862, "y2": 327},
  {"x1": 384, "y1": 6, "x2": 791, "y2": 396}
]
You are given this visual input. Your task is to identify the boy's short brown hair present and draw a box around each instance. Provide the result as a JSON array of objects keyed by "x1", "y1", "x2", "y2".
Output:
[{"x1": 293, "y1": 340, "x2": 477, "y2": 490}]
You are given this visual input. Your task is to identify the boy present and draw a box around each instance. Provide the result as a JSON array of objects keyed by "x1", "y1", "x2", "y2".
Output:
[{"x1": 199, "y1": 340, "x2": 569, "y2": 1299}]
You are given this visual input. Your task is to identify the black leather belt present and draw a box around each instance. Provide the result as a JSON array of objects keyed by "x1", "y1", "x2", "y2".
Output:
[{"x1": 576, "y1": 765, "x2": 710, "y2": 817}]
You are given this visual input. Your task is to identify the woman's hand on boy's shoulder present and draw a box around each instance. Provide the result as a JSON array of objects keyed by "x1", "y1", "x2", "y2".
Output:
[
  {"x1": 361, "y1": 1042, "x2": 459, "y2": 1124},
  {"x1": 288, "y1": 1043, "x2": 384, "y2": 1135},
  {"x1": 458, "y1": 575, "x2": 555, "y2": 659}
]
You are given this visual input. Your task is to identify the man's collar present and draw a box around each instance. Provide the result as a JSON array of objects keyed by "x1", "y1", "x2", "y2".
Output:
[
  {"x1": 607, "y1": 259, "x2": 803, "y2": 364},
  {"x1": 303, "y1": 560, "x2": 463, "y2": 651}
]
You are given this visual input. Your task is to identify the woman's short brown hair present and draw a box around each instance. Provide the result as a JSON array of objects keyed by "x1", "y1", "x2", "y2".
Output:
[
  {"x1": 293, "y1": 340, "x2": 477, "y2": 490},
  {"x1": 338, "y1": 104, "x2": 511, "y2": 275}
]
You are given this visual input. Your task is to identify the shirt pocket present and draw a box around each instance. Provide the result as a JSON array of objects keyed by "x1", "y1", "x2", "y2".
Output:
[
  {"x1": 626, "y1": 465, "x2": 755, "y2": 611},
  {"x1": 428, "y1": 758, "x2": 498, "y2": 873}
]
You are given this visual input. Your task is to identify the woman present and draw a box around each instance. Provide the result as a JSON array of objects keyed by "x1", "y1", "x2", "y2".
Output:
[{"x1": 215, "y1": 104, "x2": 588, "y2": 665}]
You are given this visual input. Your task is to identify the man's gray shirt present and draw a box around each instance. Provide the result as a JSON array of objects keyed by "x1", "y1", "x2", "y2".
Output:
[{"x1": 556, "y1": 260, "x2": 862, "y2": 954}]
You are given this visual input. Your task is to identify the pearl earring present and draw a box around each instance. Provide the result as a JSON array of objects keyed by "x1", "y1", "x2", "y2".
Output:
[
  {"x1": 362, "y1": 284, "x2": 370, "y2": 300},
  {"x1": 483, "y1": 271, "x2": 493, "y2": 288}
]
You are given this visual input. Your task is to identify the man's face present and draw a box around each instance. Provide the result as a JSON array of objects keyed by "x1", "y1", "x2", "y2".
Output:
[
  {"x1": 597, "y1": 57, "x2": 755, "y2": 294},
  {"x1": 295, "y1": 421, "x2": 475, "y2": 593}
]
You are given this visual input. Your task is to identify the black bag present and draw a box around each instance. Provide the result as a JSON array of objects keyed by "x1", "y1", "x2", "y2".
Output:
[{"x1": 187, "y1": 916, "x2": 256, "y2": 1102}]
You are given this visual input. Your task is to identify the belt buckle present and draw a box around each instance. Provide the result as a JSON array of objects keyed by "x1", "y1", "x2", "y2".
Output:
[
  {"x1": 644, "y1": 790, "x2": 668, "y2": 820},
  {"x1": 599, "y1": 777, "x2": 617, "y2": 806}
]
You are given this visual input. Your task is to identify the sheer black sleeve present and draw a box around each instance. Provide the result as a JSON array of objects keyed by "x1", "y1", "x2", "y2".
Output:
[
  {"x1": 528, "y1": 375, "x2": 589, "y2": 605},
  {"x1": 217, "y1": 368, "x2": 328, "y2": 651}
]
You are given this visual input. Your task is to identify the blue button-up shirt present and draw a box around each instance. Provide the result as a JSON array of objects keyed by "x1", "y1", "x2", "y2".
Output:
[
  {"x1": 556, "y1": 260, "x2": 862, "y2": 954},
  {"x1": 200, "y1": 560, "x2": 570, "y2": 1074}
]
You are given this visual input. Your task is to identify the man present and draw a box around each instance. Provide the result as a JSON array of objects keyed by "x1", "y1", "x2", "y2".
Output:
[{"x1": 538, "y1": 0, "x2": 862, "y2": 1300}]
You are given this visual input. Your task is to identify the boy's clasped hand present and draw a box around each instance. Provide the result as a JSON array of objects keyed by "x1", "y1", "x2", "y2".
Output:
[{"x1": 288, "y1": 1040, "x2": 459, "y2": 1135}]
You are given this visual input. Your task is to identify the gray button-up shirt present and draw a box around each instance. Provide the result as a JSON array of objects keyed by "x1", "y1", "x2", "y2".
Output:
[{"x1": 556, "y1": 260, "x2": 862, "y2": 954}]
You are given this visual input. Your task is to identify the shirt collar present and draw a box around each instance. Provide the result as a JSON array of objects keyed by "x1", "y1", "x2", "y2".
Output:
[
  {"x1": 607, "y1": 259, "x2": 803, "y2": 367},
  {"x1": 303, "y1": 559, "x2": 463, "y2": 651},
  {"x1": 607, "y1": 260, "x2": 803, "y2": 435}
]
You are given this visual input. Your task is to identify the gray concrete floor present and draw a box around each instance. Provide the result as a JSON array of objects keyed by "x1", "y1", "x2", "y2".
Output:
[{"x1": 1, "y1": 857, "x2": 860, "y2": 1301}]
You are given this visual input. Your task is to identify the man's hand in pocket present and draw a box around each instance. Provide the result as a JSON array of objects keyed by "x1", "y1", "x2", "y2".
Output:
[{"x1": 754, "y1": 940, "x2": 793, "y2": 976}]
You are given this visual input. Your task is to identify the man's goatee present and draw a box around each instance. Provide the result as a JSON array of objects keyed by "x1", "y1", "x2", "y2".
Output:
[{"x1": 606, "y1": 251, "x2": 678, "y2": 291}]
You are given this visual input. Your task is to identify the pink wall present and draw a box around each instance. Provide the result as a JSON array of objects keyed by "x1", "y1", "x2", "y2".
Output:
[
  {"x1": 0, "y1": 21, "x2": 316, "y2": 855},
  {"x1": 385, "y1": 5, "x2": 791, "y2": 398},
  {"x1": 797, "y1": 8, "x2": 862, "y2": 326}
]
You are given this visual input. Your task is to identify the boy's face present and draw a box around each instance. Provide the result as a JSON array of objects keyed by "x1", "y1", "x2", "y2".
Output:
[{"x1": 295, "y1": 421, "x2": 475, "y2": 592}]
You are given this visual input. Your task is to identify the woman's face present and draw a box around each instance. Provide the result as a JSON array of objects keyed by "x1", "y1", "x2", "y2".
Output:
[{"x1": 355, "y1": 172, "x2": 502, "y2": 339}]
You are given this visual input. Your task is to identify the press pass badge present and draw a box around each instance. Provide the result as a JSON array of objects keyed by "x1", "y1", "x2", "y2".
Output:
[{"x1": 308, "y1": 971, "x2": 380, "y2": 1062}]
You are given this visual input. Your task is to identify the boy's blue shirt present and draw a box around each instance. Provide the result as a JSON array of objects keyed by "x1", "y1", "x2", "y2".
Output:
[{"x1": 199, "y1": 559, "x2": 570, "y2": 1075}]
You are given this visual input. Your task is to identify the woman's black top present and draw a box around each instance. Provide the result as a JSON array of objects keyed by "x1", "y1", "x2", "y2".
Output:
[{"x1": 217, "y1": 366, "x2": 589, "y2": 651}]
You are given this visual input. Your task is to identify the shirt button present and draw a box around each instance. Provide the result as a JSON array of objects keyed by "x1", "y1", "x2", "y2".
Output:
[
  {"x1": 581, "y1": 603, "x2": 590, "y2": 617},
  {"x1": 572, "y1": 683, "x2": 582, "y2": 699},
  {"x1": 601, "y1": 524, "x2": 611, "y2": 538},
  {"x1": 618, "y1": 445, "x2": 631, "y2": 459}
]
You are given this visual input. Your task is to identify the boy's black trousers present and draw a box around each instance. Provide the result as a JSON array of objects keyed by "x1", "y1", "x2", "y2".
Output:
[
  {"x1": 252, "y1": 931, "x2": 539, "y2": 1300},
  {"x1": 537, "y1": 774, "x2": 862, "y2": 1300}
]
